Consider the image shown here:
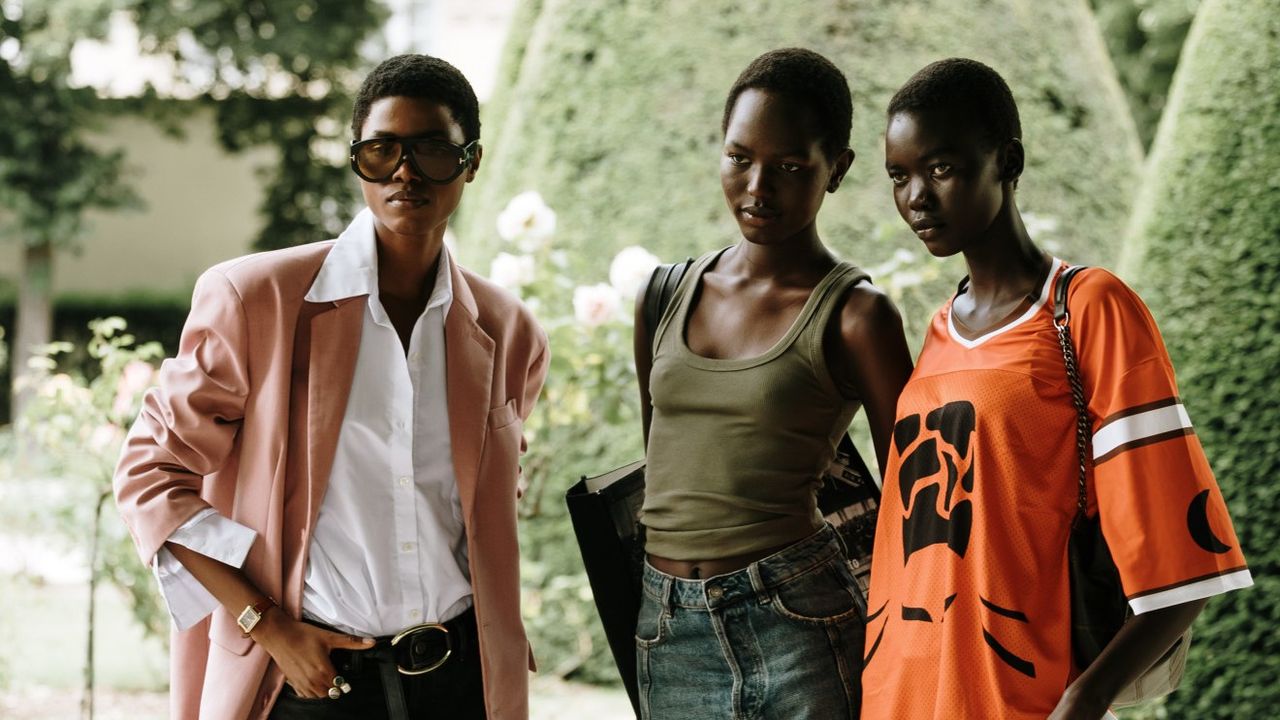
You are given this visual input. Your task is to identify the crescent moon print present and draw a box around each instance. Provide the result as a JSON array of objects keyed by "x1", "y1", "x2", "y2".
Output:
[{"x1": 1187, "y1": 489, "x2": 1232, "y2": 554}]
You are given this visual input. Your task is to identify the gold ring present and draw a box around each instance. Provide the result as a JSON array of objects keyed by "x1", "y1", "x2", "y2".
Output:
[
  {"x1": 332, "y1": 676, "x2": 345, "y2": 687},
  {"x1": 327, "y1": 687, "x2": 341, "y2": 700}
]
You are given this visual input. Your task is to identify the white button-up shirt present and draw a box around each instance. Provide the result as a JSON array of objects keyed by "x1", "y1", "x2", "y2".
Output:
[{"x1": 153, "y1": 208, "x2": 472, "y2": 636}]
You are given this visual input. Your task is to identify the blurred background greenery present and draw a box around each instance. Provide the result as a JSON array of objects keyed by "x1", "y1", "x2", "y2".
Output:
[{"x1": 1, "y1": 0, "x2": 1274, "y2": 718}]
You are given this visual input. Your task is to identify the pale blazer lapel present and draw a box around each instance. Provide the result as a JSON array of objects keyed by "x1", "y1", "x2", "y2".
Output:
[
  {"x1": 305, "y1": 297, "x2": 365, "y2": 527},
  {"x1": 445, "y1": 262, "x2": 494, "y2": 523}
]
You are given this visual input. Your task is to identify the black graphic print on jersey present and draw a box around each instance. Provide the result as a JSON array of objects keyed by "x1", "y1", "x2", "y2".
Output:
[
  {"x1": 1187, "y1": 489, "x2": 1233, "y2": 554},
  {"x1": 894, "y1": 401, "x2": 976, "y2": 564}
]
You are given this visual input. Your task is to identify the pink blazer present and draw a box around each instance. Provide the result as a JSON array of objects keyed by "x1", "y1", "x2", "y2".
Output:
[{"x1": 114, "y1": 240, "x2": 549, "y2": 720}]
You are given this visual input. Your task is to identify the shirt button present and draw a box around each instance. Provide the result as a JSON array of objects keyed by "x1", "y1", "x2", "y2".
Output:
[
  {"x1": 398, "y1": 477, "x2": 411, "y2": 487},
  {"x1": 707, "y1": 585, "x2": 724, "y2": 600},
  {"x1": 402, "y1": 542, "x2": 414, "y2": 552},
  {"x1": 409, "y1": 352, "x2": 420, "y2": 363},
  {"x1": 409, "y1": 609, "x2": 421, "y2": 619}
]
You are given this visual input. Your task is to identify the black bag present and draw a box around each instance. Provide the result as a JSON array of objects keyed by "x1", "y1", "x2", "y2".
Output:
[
  {"x1": 566, "y1": 260, "x2": 882, "y2": 714},
  {"x1": 565, "y1": 462, "x2": 647, "y2": 714},
  {"x1": 1054, "y1": 265, "x2": 1190, "y2": 706}
]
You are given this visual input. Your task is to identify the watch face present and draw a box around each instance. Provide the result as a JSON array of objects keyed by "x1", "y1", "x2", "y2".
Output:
[{"x1": 237, "y1": 606, "x2": 260, "y2": 633}]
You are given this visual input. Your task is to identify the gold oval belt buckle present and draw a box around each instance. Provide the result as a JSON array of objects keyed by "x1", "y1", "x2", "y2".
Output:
[{"x1": 390, "y1": 622, "x2": 452, "y2": 675}]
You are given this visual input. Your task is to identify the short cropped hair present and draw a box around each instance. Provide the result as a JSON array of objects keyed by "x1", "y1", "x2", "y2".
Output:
[
  {"x1": 722, "y1": 48, "x2": 853, "y2": 159},
  {"x1": 351, "y1": 54, "x2": 480, "y2": 142},
  {"x1": 887, "y1": 58, "x2": 1021, "y2": 148}
]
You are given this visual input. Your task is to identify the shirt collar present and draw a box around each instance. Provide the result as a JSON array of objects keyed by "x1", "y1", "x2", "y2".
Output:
[{"x1": 305, "y1": 207, "x2": 455, "y2": 317}]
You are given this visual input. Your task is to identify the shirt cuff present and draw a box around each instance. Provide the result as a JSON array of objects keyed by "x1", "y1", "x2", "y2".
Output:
[{"x1": 153, "y1": 508, "x2": 257, "y2": 632}]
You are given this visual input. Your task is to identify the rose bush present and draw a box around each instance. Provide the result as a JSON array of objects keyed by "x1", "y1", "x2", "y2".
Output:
[
  {"x1": 7, "y1": 317, "x2": 166, "y2": 707},
  {"x1": 487, "y1": 193, "x2": 653, "y2": 681}
]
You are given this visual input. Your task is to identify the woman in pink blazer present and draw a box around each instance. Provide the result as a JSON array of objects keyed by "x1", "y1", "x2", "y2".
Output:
[{"x1": 114, "y1": 55, "x2": 548, "y2": 720}]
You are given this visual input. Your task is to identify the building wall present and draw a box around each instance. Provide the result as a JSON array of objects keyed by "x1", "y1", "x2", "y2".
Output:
[{"x1": 0, "y1": 108, "x2": 272, "y2": 298}]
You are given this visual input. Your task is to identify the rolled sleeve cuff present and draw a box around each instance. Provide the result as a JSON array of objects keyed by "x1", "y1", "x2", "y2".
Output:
[{"x1": 153, "y1": 508, "x2": 257, "y2": 632}]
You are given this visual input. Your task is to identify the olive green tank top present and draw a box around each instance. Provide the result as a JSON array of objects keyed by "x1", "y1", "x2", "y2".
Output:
[{"x1": 642, "y1": 248, "x2": 868, "y2": 560}]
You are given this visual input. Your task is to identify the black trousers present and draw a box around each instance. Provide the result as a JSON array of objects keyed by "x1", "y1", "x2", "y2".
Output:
[{"x1": 269, "y1": 609, "x2": 486, "y2": 720}]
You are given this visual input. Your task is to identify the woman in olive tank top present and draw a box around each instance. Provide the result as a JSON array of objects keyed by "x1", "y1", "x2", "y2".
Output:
[{"x1": 632, "y1": 49, "x2": 914, "y2": 720}]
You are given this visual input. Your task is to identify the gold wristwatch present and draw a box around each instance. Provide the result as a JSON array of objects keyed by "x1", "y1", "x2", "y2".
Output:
[{"x1": 236, "y1": 597, "x2": 276, "y2": 636}]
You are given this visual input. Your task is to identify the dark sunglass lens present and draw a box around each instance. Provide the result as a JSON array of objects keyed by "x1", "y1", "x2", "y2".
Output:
[
  {"x1": 355, "y1": 140, "x2": 402, "y2": 179},
  {"x1": 410, "y1": 141, "x2": 463, "y2": 181}
]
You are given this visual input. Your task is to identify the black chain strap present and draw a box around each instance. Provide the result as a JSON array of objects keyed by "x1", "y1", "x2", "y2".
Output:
[{"x1": 1053, "y1": 266, "x2": 1092, "y2": 527}]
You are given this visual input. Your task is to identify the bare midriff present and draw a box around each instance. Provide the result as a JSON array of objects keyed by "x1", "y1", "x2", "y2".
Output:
[{"x1": 646, "y1": 541, "x2": 795, "y2": 580}]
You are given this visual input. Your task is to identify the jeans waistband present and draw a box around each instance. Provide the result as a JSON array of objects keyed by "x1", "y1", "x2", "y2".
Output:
[{"x1": 642, "y1": 524, "x2": 844, "y2": 611}]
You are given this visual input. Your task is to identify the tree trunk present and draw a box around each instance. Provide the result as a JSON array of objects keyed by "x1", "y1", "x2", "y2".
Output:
[
  {"x1": 12, "y1": 240, "x2": 53, "y2": 421},
  {"x1": 81, "y1": 489, "x2": 110, "y2": 720}
]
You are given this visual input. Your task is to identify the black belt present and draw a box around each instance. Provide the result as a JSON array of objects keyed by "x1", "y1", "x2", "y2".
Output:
[{"x1": 321, "y1": 607, "x2": 478, "y2": 720}]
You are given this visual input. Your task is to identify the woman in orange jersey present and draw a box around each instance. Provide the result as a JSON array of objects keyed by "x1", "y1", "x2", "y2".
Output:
[{"x1": 860, "y1": 58, "x2": 1253, "y2": 720}]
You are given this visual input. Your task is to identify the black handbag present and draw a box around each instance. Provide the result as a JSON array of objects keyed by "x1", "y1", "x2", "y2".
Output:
[
  {"x1": 566, "y1": 260, "x2": 882, "y2": 714},
  {"x1": 1054, "y1": 265, "x2": 1190, "y2": 706}
]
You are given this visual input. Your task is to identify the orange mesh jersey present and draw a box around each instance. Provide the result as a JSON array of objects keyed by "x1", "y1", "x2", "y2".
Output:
[{"x1": 861, "y1": 261, "x2": 1251, "y2": 719}]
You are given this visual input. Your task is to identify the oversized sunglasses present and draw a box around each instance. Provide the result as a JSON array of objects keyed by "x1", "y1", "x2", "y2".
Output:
[{"x1": 349, "y1": 136, "x2": 479, "y2": 184}]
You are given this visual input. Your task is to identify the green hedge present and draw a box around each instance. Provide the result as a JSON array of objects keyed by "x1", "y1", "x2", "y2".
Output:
[
  {"x1": 1122, "y1": 0, "x2": 1279, "y2": 715},
  {"x1": 0, "y1": 293, "x2": 189, "y2": 424},
  {"x1": 457, "y1": 0, "x2": 1143, "y2": 340}
]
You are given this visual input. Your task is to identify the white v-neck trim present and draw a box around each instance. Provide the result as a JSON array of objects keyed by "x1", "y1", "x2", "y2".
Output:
[{"x1": 947, "y1": 258, "x2": 1064, "y2": 349}]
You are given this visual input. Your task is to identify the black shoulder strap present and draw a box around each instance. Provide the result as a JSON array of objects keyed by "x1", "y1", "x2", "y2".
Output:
[
  {"x1": 1052, "y1": 264, "x2": 1091, "y2": 522},
  {"x1": 643, "y1": 258, "x2": 693, "y2": 356},
  {"x1": 1054, "y1": 265, "x2": 1088, "y2": 324}
]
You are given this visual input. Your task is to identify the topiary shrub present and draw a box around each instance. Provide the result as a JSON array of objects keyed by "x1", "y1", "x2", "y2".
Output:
[
  {"x1": 1121, "y1": 0, "x2": 1280, "y2": 716},
  {"x1": 459, "y1": 0, "x2": 1144, "y2": 346}
]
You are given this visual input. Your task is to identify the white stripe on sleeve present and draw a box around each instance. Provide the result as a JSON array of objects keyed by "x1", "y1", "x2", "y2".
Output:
[{"x1": 1092, "y1": 402, "x2": 1192, "y2": 461}]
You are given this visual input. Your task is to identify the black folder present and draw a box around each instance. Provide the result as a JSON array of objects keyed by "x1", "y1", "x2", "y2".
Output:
[{"x1": 565, "y1": 459, "x2": 647, "y2": 715}]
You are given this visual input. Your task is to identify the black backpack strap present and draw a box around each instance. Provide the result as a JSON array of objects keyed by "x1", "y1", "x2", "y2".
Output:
[{"x1": 643, "y1": 258, "x2": 693, "y2": 355}]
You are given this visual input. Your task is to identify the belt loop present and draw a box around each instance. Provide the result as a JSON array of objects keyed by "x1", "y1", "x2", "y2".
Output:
[
  {"x1": 748, "y1": 562, "x2": 771, "y2": 605},
  {"x1": 661, "y1": 574, "x2": 675, "y2": 613}
]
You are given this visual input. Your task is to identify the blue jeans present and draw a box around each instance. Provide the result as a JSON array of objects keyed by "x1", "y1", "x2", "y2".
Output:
[{"x1": 636, "y1": 525, "x2": 865, "y2": 720}]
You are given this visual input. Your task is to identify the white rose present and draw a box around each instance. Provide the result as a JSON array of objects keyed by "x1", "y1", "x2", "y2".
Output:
[
  {"x1": 489, "y1": 252, "x2": 536, "y2": 290},
  {"x1": 573, "y1": 283, "x2": 623, "y2": 328},
  {"x1": 496, "y1": 191, "x2": 557, "y2": 251},
  {"x1": 608, "y1": 246, "x2": 661, "y2": 299}
]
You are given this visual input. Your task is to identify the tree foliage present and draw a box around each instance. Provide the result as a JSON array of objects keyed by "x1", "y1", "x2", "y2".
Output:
[
  {"x1": 0, "y1": 0, "x2": 146, "y2": 418},
  {"x1": 0, "y1": 1, "x2": 141, "y2": 252},
  {"x1": 0, "y1": 0, "x2": 384, "y2": 418},
  {"x1": 0, "y1": 0, "x2": 385, "y2": 253},
  {"x1": 1122, "y1": 0, "x2": 1279, "y2": 715},
  {"x1": 128, "y1": 0, "x2": 386, "y2": 249}
]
